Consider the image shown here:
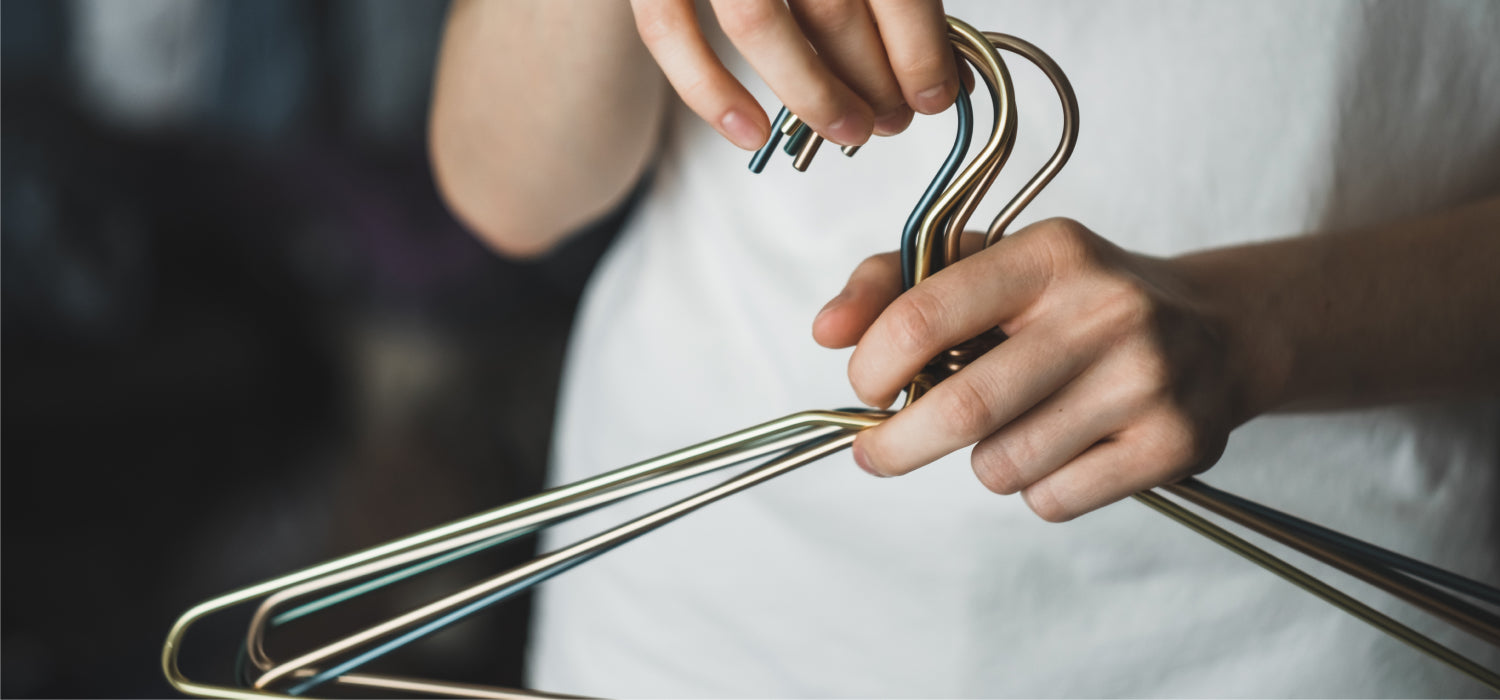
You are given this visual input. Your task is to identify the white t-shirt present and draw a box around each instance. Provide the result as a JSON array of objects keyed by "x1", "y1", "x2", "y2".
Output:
[{"x1": 530, "y1": 2, "x2": 1500, "y2": 696}]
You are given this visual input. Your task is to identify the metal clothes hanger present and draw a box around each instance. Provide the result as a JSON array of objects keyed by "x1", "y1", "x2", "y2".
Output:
[{"x1": 162, "y1": 17, "x2": 1500, "y2": 698}]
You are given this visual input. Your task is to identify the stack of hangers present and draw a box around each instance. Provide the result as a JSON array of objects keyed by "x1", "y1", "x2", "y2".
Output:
[{"x1": 162, "y1": 17, "x2": 1500, "y2": 698}]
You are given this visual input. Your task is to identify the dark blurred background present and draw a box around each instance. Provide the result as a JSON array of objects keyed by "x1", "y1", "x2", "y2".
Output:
[{"x1": 2, "y1": 0, "x2": 627, "y2": 695}]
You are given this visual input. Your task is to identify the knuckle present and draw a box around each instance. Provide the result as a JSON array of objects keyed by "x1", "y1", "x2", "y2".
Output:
[
  {"x1": 796, "y1": 0, "x2": 861, "y2": 33},
  {"x1": 1023, "y1": 482, "x2": 1075, "y2": 523},
  {"x1": 972, "y1": 440, "x2": 1025, "y2": 495},
  {"x1": 1033, "y1": 217, "x2": 1097, "y2": 268},
  {"x1": 852, "y1": 253, "x2": 899, "y2": 290},
  {"x1": 893, "y1": 48, "x2": 950, "y2": 81},
  {"x1": 716, "y1": 0, "x2": 780, "y2": 40},
  {"x1": 935, "y1": 380, "x2": 996, "y2": 440},
  {"x1": 1045, "y1": 216, "x2": 1091, "y2": 242},
  {"x1": 886, "y1": 289, "x2": 945, "y2": 357},
  {"x1": 1098, "y1": 276, "x2": 1156, "y2": 333},
  {"x1": 856, "y1": 435, "x2": 892, "y2": 476},
  {"x1": 1125, "y1": 348, "x2": 1174, "y2": 396},
  {"x1": 674, "y1": 72, "x2": 719, "y2": 106},
  {"x1": 846, "y1": 356, "x2": 884, "y2": 407},
  {"x1": 633, "y1": 1, "x2": 682, "y2": 46},
  {"x1": 856, "y1": 252, "x2": 895, "y2": 277},
  {"x1": 1150, "y1": 409, "x2": 1205, "y2": 470},
  {"x1": 849, "y1": 384, "x2": 885, "y2": 412}
]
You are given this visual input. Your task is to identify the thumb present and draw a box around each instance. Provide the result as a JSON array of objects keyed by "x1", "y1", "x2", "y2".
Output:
[{"x1": 813, "y1": 251, "x2": 902, "y2": 349}]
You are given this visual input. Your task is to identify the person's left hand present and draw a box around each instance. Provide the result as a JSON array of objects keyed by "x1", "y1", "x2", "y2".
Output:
[{"x1": 812, "y1": 218, "x2": 1270, "y2": 521}]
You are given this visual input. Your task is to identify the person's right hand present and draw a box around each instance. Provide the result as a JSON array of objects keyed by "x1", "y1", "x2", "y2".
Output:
[{"x1": 629, "y1": 0, "x2": 961, "y2": 150}]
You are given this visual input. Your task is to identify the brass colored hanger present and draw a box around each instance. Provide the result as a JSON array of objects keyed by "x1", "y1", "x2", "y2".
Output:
[{"x1": 163, "y1": 17, "x2": 1500, "y2": 698}]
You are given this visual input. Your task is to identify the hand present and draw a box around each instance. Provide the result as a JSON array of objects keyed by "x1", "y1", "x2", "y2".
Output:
[
  {"x1": 629, "y1": 0, "x2": 961, "y2": 149},
  {"x1": 813, "y1": 219, "x2": 1267, "y2": 522}
]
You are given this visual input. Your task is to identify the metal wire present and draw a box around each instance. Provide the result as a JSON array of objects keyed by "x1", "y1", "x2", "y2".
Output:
[
  {"x1": 247, "y1": 429, "x2": 860, "y2": 690},
  {"x1": 164, "y1": 412, "x2": 884, "y2": 698},
  {"x1": 163, "y1": 17, "x2": 1500, "y2": 698},
  {"x1": 242, "y1": 423, "x2": 850, "y2": 674},
  {"x1": 1161, "y1": 480, "x2": 1500, "y2": 646},
  {"x1": 1137, "y1": 490, "x2": 1500, "y2": 688},
  {"x1": 743, "y1": 15, "x2": 1499, "y2": 690},
  {"x1": 900, "y1": 87, "x2": 973, "y2": 288},
  {"x1": 264, "y1": 432, "x2": 865, "y2": 694},
  {"x1": 1177, "y1": 478, "x2": 1500, "y2": 606},
  {"x1": 748, "y1": 106, "x2": 792, "y2": 173}
]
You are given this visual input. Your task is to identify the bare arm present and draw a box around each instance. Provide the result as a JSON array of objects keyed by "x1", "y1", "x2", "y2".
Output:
[
  {"x1": 432, "y1": 1, "x2": 960, "y2": 258},
  {"x1": 429, "y1": 1, "x2": 667, "y2": 258},
  {"x1": 1180, "y1": 195, "x2": 1500, "y2": 414}
]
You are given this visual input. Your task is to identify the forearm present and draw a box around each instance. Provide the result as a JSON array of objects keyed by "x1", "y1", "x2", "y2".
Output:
[
  {"x1": 1178, "y1": 195, "x2": 1500, "y2": 419},
  {"x1": 429, "y1": 0, "x2": 667, "y2": 258}
]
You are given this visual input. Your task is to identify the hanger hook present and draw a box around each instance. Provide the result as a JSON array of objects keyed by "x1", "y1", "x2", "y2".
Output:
[
  {"x1": 749, "y1": 18, "x2": 1078, "y2": 288},
  {"x1": 748, "y1": 17, "x2": 1080, "y2": 405}
]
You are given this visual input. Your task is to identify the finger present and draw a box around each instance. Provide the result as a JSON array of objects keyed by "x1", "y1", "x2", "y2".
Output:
[
  {"x1": 847, "y1": 230, "x2": 1053, "y2": 408},
  {"x1": 1020, "y1": 415, "x2": 1199, "y2": 523},
  {"x1": 852, "y1": 316, "x2": 1096, "y2": 476},
  {"x1": 709, "y1": 0, "x2": 874, "y2": 146},
  {"x1": 788, "y1": 0, "x2": 911, "y2": 136},
  {"x1": 632, "y1": 0, "x2": 770, "y2": 150},
  {"x1": 970, "y1": 355, "x2": 1143, "y2": 495},
  {"x1": 814, "y1": 251, "x2": 903, "y2": 349},
  {"x1": 867, "y1": 0, "x2": 959, "y2": 114},
  {"x1": 816, "y1": 232, "x2": 986, "y2": 349}
]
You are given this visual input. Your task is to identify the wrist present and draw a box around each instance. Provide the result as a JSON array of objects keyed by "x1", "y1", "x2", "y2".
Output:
[{"x1": 1166, "y1": 237, "x2": 1312, "y2": 423}]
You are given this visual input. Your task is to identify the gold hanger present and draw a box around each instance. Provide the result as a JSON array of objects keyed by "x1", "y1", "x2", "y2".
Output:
[{"x1": 162, "y1": 17, "x2": 1499, "y2": 697}]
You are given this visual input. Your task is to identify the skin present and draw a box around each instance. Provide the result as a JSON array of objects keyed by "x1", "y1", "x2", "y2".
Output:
[
  {"x1": 429, "y1": 1, "x2": 666, "y2": 258},
  {"x1": 815, "y1": 202, "x2": 1500, "y2": 522},
  {"x1": 430, "y1": 1, "x2": 1500, "y2": 523},
  {"x1": 632, "y1": 0, "x2": 960, "y2": 149},
  {"x1": 430, "y1": 0, "x2": 959, "y2": 257}
]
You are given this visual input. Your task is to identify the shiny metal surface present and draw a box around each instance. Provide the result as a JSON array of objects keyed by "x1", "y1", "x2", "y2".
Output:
[
  {"x1": 780, "y1": 112, "x2": 803, "y2": 136},
  {"x1": 164, "y1": 17, "x2": 1499, "y2": 697},
  {"x1": 1164, "y1": 480, "x2": 1500, "y2": 647},
  {"x1": 308, "y1": 671, "x2": 587, "y2": 699},
  {"x1": 792, "y1": 132, "x2": 824, "y2": 171},
  {"x1": 241, "y1": 424, "x2": 853, "y2": 674},
  {"x1": 1139, "y1": 488, "x2": 1500, "y2": 687}
]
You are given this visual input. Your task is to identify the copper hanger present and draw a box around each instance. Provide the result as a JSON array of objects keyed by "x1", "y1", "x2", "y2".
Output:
[{"x1": 162, "y1": 17, "x2": 1499, "y2": 697}]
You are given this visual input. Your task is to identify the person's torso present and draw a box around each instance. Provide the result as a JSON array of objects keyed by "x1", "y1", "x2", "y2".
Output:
[{"x1": 533, "y1": 2, "x2": 1500, "y2": 696}]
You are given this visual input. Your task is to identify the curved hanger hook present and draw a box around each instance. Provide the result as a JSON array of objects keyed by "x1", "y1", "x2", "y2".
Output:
[
  {"x1": 747, "y1": 18, "x2": 1077, "y2": 293},
  {"x1": 980, "y1": 32, "x2": 1080, "y2": 245},
  {"x1": 898, "y1": 87, "x2": 974, "y2": 289},
  {"x1": 935, "y1": 38, "x2": 1017, "y2": 273},
  {"x1": 930, "y1": 31, "x2": 1081, "y2": 273},
  {"x1": 905, "y1": 16, "x2": 1017, "y2": 288},
  {"x1": 162, "y1": 18, "x2": 1500, "y2": 695},
  {"x1": 744, "y1": 17, "x2": 1073, "y2": 405}
]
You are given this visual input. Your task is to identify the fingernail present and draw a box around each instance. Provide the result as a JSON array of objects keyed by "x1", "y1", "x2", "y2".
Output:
[
  {"x1": 853, "y1": 441, "x2": 887, "y2": 478},
  {"x1": 915, "y1": 81, "x2": 953, "y2": 112},
  {"x1": 873, "y1": 108, "x2": 912, "y2": 136},
  {"x1": 720, "y1": 109, "x2": 765, "y2": 150},
  {"x1": 824, "y1": 113, "x2": 869, "y2": 147}
]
